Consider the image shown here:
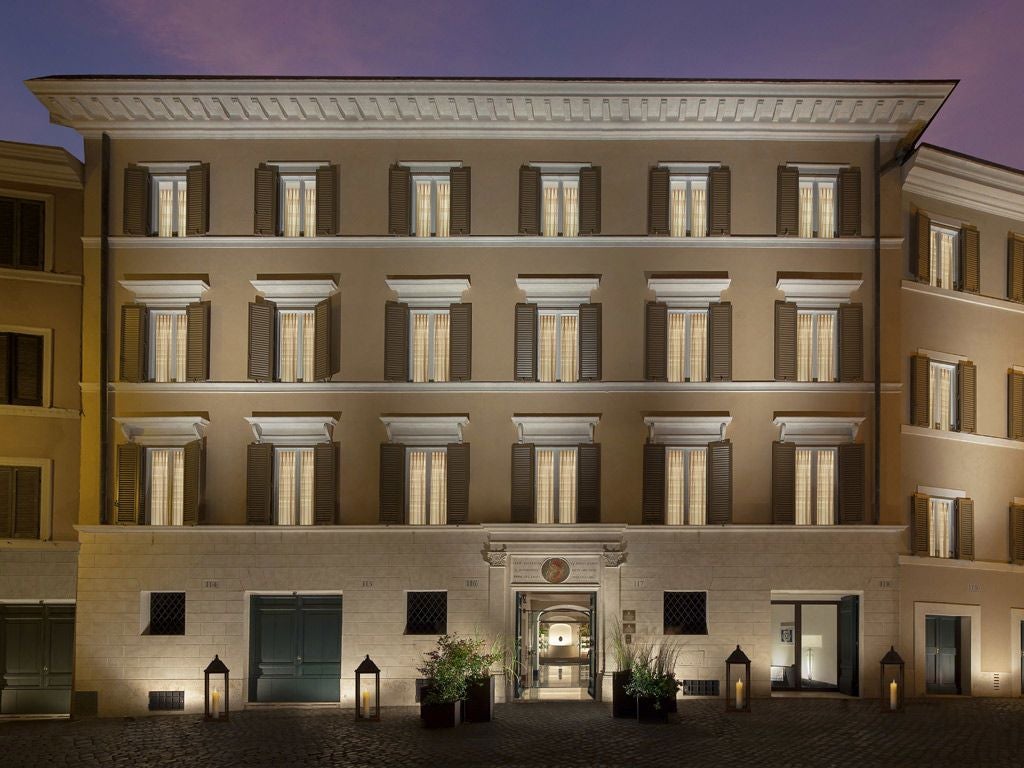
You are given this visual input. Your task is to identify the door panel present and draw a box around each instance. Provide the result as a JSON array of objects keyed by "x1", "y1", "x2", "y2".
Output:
[
  {"x1": 926, "y1": 615, "x2": 961, "y2": 694},
  {"x1": 838, "y1": 595, "x2": 859, "y2": 696},
  {"x1": 588, "y1": 592, "x2": 596, "y2": 699},
  {"x1": 1, "y1": 605, "x2": 75, "y2": 714}
]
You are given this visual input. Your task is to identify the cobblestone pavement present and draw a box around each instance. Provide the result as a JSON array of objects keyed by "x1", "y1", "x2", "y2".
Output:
[{"x1": 2, "y1": 698, "x2": 1023, "y2": 768}]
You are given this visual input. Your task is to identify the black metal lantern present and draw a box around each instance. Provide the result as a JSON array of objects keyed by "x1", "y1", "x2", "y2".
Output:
[
  {"x1": 204, "y1": 655, "x2": 229, "y2": 721},
  {"x1": 355, "y1": 655, "x2": 381, "y2": 722},
  {"x1": 880, "y1": 646, "x2": 905, "y2": 712},
  {"x1": 725, "y1": 645, "x2": 751, "y2": 713}
]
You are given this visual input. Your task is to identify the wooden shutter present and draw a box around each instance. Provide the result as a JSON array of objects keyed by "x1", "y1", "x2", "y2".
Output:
[
  {"x1": 774, "y1": 301, "x2": 797, "y2": 381},
  {"x1": 838, "y1": 302, "x2": 864, "y2": 383},
  {"x1": 837, "y1": 443, "x2": 865, "y2": 524},
  {"x1": 956, "y1": 497, "x2": 975, "y2": 560},
  {"x1": 0, "y1": 198, "x2": 14, "y2": 265},
  {"x1": 957, "y1": 360, "x2": 977, "y2": 434},
  {"x1": 0, "y1": 467, "x2": 10, "y2": 536},
  {"x1": 185, "y1": 162, "x2": 210, "y2": 236},
  {"x1": 644, "y1": 301, "x2": 668, "y2": 381},
  {"x1": 910, "y1": 354, "x2": 931, "y2": 427},
  {"x1": 579, "y1": 303, "x2": 602, "y2": 381},
  {"x1": 1010, "y1": 503, "x2": 1024, "y2": 564},
  {"x1": 253, "y1": 163, "x2": 278, "y2": 236},
  {"x1": 446, "y1": 442, "x2": 470, "y2": 524},
  {"x1": 510, "y1": 443, "x2": 536, "y2": 523},
  {"x1": 449, "y1": 303, "x2": 472, "y2": 381},
  {"x1": 836, "y1": 166, "x2": 861, "y2": 237},
  {"x1": 914, "y1": 211, "x2": 931, "y2": 282},
  {"x1": 706, "y1": 439, "x2": 733, "y2": 525},
  {"x1": 514, "y1": 303, "x2": 538, "y2": 381},
  {"x1": 313, "y1": 441, "x2": 338, "y2": 525},
  {"x1": 12, "y1": 334, "x2": 42, "y2": 406},
  {"x1": 518, "y1": 165, "x2": 541, "y2": 235},
  {"x1": 648, "y1": 167, "x2": 670, "y2": 235},
  {"x1": 1008, "y1": 234, "x2": 1024, "y2": 303},
  {"x1": 708, "y1": 302, "x2": 733, "y2": 382},
  {"x1": 313, "y1": 297, "x2": 334, "y2": 381},
  {"x1": 247, "y1": 299, "x2": 277, "y2": 381},
  {"x1": 641, "y1": 443, "x2": 666, "y2": 524},
  {"x1": 17, "y1": 200, "x2": 44, "y2": 269},
  {"x1": 388, "y1": 164, "x2": 411, "y2": 236},
  {"x1": 245, "y1": 442, "x2": 274, "y2": 525},
  {"x1": 771, "y1": 441, "x2": 796, "y2": 524},
  {"x1": 578, "y1": 166, "x2": 601, "y2": 235},
  {"x1": 116, "y1": 442, "x2": 144, "y2": 525},
  {"x1": 576, "y1": 443, "x2": 601, "y2": 523},
  {"x1": 384, "y1": 300, "x2": 410, "y2": 381},
  {"x1": 776, "y1": 166, "x2": 799, "y2": 236},
  {"x1": 911, "y1": 493, "x2": 930, "y2": 555},
  {"x1": 449, "y1": 166, "x2": 471, "y2": 235},
  {"x1": 120, "y1": 303, "x2": 148, "y2": 383},
  {"x1": 1008, "y1": 371, "x2": 1024, "y2": 440},
  {"x1": 708, "y1": 166, "x2": 731, "y2": 236},
  {"x1": 960, "y1": 225, "x2": 980, "y2": 293},
  {"x1": 123, "y1": 165, "x2": 151, "y2": 236},
  {"x1": 379, "y1": 442, "x2": 405, "y2": 524},
  {"x1": 315, "y1": 164, "x2": 339, "y2": 236},
  {"x1": 185, "y1": 301, "x2": 210, "y2": 382},
  {"x1": 12, "y1": 466, "x2": 41, "y2": 539},
  {"x1": 0, "y1": 334, "x2": 8, "y2": 403},
  {"x1": 182, "y1": 439, "x2": 203, "y2": 526}
]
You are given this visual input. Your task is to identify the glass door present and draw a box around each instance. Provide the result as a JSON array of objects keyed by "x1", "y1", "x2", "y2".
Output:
[{"x1": 771, "y1": 601, "x2": 842, "y2": 692}]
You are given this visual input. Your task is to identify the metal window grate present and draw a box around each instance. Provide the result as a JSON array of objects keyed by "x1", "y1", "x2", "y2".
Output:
[
  {"x1": 663, "y1": 591, "x2": 707, "y2": 635},
  {"x1": 681, "y1": 679, "x2": 719, "y2": 696},
  {"x1": 405, "y1": 591, "x2": 447, "y2": 635},
  {"x1": 148, "y1": 691, "x2": 185, "y2": 711},
  {"x1": 149, "y1": 592, "x2": 186, "y2": 636}
]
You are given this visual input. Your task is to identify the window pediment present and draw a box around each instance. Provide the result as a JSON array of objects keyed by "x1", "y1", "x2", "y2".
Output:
[
  {"x1": 385, "y1": 277, "x2": 470, "y2": 307},
  {"x1": 251, "y1": 277, "x2": 338, "y2": 308},
  {"x1": 516, "y1": 276, "x2": 600, "y2": 307},
  {"x1": 381, "y1": 415, "x2": 468, "y2": 445},
  {"x1": 511, "y1": 415, "x2": 599, "y2": 445},
  {"x1": 116, "y1": 416, "x2": 209, "y2": 446},
  {"x1": 774, "y1": 414, "x2": 864, "y2": 445},
  {"x1": 776, "y1": 273, "x2": 862, "y2": 308},
  {"x1": 648, "y1": 273, "x2": 730, "y2": 308},
  {"x1": 245, "y1": 415, "x2": 338, "y2": 445},
  {"x1": 644, "y1": 414, "x2": 731, "y2": 445},
  {"x1": 120, "y1": 277, "x2": 210, "y2": 307}
]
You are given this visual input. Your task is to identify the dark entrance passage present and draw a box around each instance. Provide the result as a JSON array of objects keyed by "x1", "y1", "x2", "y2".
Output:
[
  {"x1": 515, "y1": 591, "x2": 596, "y2": 701},
  {"x1": 926, "y1": 615, "x2": 961, "y2": 695},
  {"x1": 0, "y1": 603, "x2": 75, "y2": 715}
]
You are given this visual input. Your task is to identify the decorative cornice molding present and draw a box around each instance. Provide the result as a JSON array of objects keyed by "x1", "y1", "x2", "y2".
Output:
[
  {"x1": 516, "y1": 276, "x2": 600, "y2": 306},
  {"x1": 119, "y1": 278, "x2": 209, "y2": 307},
  {"x1": 904, "y1": 145, "x2": 1024, "y2": 222},
  {"x1": 380, "y1": 414, "x2": 469, "y2": 445},
  {"x1": 0, "y1": 267, "x2": 81, "y2": 287},
  {"x1": 116, "y1": 415, "x2": 209, "y2": 446},
  {"x1": 774, "y1": 415, "x2": 864, "y2": 445},
  {"x1": 644, "y1": 415, "x2": 732, "y2": 445},
  {"x1": 511, "y1": 415, "x2": 599, "y2": 445},
  {"x1": 0, "y1": 405, "x2": 80, "y2": 420},
  {"x1": 901, "y1": 424, "x2": 1024, "y2": 452},
  {"x1": 251, "y1": 277, "x2": 337, "y2": 307},
  {"x1": 245, "y1": 415, "x2": 338, "y2": 445},
  {"x1": 901, "y1": 280, "x2": 1024, "y2": 316},
  {"x1": 0, "y1": 141, "x2": 82, "y2": 189},
  {"x1": 776, "y1": 274, "x2": 863, "y2": 307},
  {"x1": 647, "y1": 274, "x2": 731, "y2": 307},
  {"x1": 385, "y1": 276, "x2": 471, "y2": 307}
]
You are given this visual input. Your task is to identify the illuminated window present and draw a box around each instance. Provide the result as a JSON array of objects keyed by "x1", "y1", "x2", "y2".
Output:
[
  {"x1": 794, "y1": 447, "x2": 836, "y2": 525},
  {"x1": 147, "y1": 447, "x2": 184, "y2": 526},
  {"x1": 929, "y1": 224, "x2": 958, "y2": 290},
  {"x1": 410, "y1": 309, "x2": 450, "y2": 382},
  {"x1": 151, "y1": 176, "x2": 187, "y2": 237},
  {"x1": 407, "y1": 447, "x2": 447, "y2": 525},
  {"x1": 149, "y1": 310, "x2": 187, "y2": 383},
  {"x1": 279, "y1": 174, "x2": 316, "y2": 237},
  {"x1": 928, "y1": 497, "x2": 956, "y2": 558},
  {"x1": 277, "y1": 310, "x2": 315, "y2": 383},
  {"x1": 798, "y1": 177, "x2": 835, "y2": 239},
  {"x1": 666, "y1": 447, "x2": 707, "y2": 525},
  {"x1": 541, "y1": 175, "x2": 579, "y2": 237},
  {"x1": 275, "y1": 447, "x2": 315, "y2": 525},
  {"x1": 667, "y1": 309, "x2": 708, "y2": 382},
  {"x1": 411, "y1": 175, "x2": 451, "y2": 237},
  {"x1": 928, "y1": 361, "x2": 957, "y2": 431},
  {"x1": 535, "y1": 447, "x2": 577, "y2": 524},
  {"x1": 669, "y1": 176, "x2": 708, "y2": 237},
  {"x1": 796, "y1": 310, "x2": 837, "y2": 382},
  {"x1": 538, "y1": 310, "x2": 579, "y2": 382}
]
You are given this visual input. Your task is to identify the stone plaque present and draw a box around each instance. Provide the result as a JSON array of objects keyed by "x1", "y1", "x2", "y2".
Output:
[{"x1": 509, "y1": 555, "x2": 601, "y2": 586}]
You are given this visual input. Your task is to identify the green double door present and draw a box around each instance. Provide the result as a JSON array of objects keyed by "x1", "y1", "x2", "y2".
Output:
[
  {"x1": 1, "y1": 604, "x2": 75, "y2": 715},
  {"x1": 926, "y1": 615, "x2": 961, "y2": 694},
  {"x1": 249, "y1": 596, "x2": 342, "y2": 703}
]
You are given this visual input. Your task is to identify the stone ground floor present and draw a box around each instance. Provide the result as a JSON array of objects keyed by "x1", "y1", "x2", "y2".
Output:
[{"x1": 1, "y1": 698, "x2": 1022, "y2": 767}]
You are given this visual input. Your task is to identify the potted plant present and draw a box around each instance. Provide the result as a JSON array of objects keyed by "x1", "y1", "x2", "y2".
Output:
[
  {"x1": 610, "y1": 623, "x2": 639, "y2": 718},
  {"x1": 462, "y1": 636, "x2": 499, "y2": 723},
  {"x1": 626, "y1": 643, "x2": 681, "y2": 724},
  {"x1": 418, "y1": 634, "x2": 470, "y2": 728}
]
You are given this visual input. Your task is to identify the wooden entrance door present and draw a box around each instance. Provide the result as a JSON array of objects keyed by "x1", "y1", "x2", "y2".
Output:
[
  {"x1": 1, "y1": 604, "x2": 75, "y2": 714},
  {"x1": 925, "y1": 615, "x2": 961, "y2": 694}
]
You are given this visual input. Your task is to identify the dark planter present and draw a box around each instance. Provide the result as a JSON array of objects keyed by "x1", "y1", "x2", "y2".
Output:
[
  {"x1": 636, "y1": 696, "x2": 670, "y2": 724},
  {"x1": 665, "y1": 692, "x2": 678, "y2": 713},
  {"x1": 612, "y1": 670, "x2": 636, "y2": 718},
  {"x1": 421, "y1": 699, "x2": 462, "y2": 729},
  {"x1": 463, "y1": 676, "x2": 495, "y2": 722}
]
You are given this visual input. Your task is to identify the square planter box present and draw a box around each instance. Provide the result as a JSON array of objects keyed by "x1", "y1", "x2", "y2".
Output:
[
  {"x1": 612, "y1": 670, "x2": 636, "y2": 719},
  {"x1": 421, "y1": 699, "x2": 462, "y2": 729},
  {"x1": 463, "y1": 676, "x2": 495, "y2": 723},
  {"x1": 636, "y1": 696, "x2": 672, "y2": 724}
]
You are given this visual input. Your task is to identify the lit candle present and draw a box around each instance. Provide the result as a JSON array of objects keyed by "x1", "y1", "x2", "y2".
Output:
[
  {"x1": 211, "y1": 689, "x2": 221, "y2": 719},
  {"x1": 735, "y1": 678, "x2": 744, "y2": 709},
  {"x1": 362, "y1": 689, "x2": 370, "y2": 717},
  {"x1": 889, "y1": 679, "x2": 898, "y2": 711}
]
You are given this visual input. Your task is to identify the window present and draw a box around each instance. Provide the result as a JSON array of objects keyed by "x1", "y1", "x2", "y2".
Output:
[
  {"x1": 929, "y1": 224, "x2": 958, "y2": 290},
  {"x1": 0, "y1": 196, "x2": 45, "y2": 270},
  {"x1": 147, "y1": 447, "x2": 184, "y2": 526},
  {"x1": 928, "y1": 497, "x2": 956, "y2": 559},
  {"x1": 405, "y1": 591, "x2": 447, "y2": 634},
  {"x1": 535, "y1": 447, "x2": 577, "y2": 524},
  {"x1": 670, "y1": 176, "x2": 707, "y2": 238},
  {"x1": 667, "y1": 310, "x2": 708, "y2": 382},
  {"x1": 277, "y1": 310, "x2": 315, "y2": 383},
  {"x1": 146, "y1": 592, "x2": 186, "y2": 636},
  {"x1": 798, "y1": 177, "x2": 836, "y2": 238},
  {"x1": 279, "y1": 174, "x2": 316, "y2": 237},
  {"x1": 275, "y1": 447, "x2": 314, "y2": 525},
  {"x1": 149, "y1": 310, "x2": 187, "y2": 384},
  {"x1": 538, "y1": 310, "x2": 579, "y2": 382},
  {"x1": 407, "y1": 447, "x2": 447, "y2": 525},
  {"x1": 664, "y1": 591, "x2": 708, "y2": 635},
  {"x1": 541, "y1": 175, "x2": 579, "y2": 237},
  {"x1": 151, "y1": 176, "x2": 187, "y2": 237},
  {"x1": 794, "y1": 447, "x2": 836, "y2": 525},
  {"x1": 411, "y1": 175, "x2": 451, "y2": 237},
  {"x1": 928, "y1": 361, "x2": 957, "y2": 431},
  {"x1": 796, "y1": 310, "x2": 836, "y2": 382},
  {"x1": 0, "y1": 332, "x2": 43, "y2": 406},
  {"x1": 411, "y1": 310, "x2": 450, "y2": 382},
  {"x1": 0, "y1": 464, "x2": 41, "y2": 539},
  {"x1": 666, "y1": 447, "x2": 707, "y2": 525}
]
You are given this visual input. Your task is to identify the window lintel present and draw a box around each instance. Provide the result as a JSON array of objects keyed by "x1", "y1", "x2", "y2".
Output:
[
  {"x1": 512, "y1": 415, "x2": 598, "y2": 446},
  {"x1": 120, "y1": 277, "x2": 210, "y2": 308},
  {"x1": 776, "y1": 273, "x2": 862, "y2": 308},
  {"x1": 245, "y1": 415, "x2": 338, "y2": 445},
  {"x1": 774, "y1": 415, "x2": 863, "y2": 445},
  {"x1": 644, "y1": 415, "x2": 731, "y2": 445},
  {"x1": 251, "y1": 277, "x2": 337, "y2": 308},
  {"x1": 516, "y1": 275, "x2": 599, "y2": 307},
  {"x1": 648, "y1": 273, "x2": 730, "y2": 307},
  {"x1": 386, "y1": 277, "x2": 470, "y2": 307},
  {"x1": 116, "y1": 416, "x2": 208, "y2": 446},
  {"x1": 917, "y1": 484, "x2": 966, "y2": 500},
  {"x1": 381, "y1": 415, "x2": 468, "y2": 445}
]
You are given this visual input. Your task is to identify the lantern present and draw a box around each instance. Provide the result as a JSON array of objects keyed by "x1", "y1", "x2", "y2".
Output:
[
  {"x1": 880, "y1": 646, "x2": 905, "y2": 712},
  {"x1": 204, "y1": 655, "x2": 229, "y2": 722},
  {"x1": 725, "y1": 645, "x2": 751, "y2": 713},
  {"x1": 355, "y1": 654, "x2": 381, "y2": 722}
]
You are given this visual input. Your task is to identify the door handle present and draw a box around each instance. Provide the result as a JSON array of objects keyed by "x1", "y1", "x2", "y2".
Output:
[
  {"x1": 296, "y1": 657, "x2": 302, "y2": 662},
  {"x1": 42, "y1": 666, "x2": 48, "y2": 673}
]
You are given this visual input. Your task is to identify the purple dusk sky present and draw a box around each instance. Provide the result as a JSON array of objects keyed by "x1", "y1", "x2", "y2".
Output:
[{"x1": 1, "y1": 1, "x2": 1022, "y2": 168}]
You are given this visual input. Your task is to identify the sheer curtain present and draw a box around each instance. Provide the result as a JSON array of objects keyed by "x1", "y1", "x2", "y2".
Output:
[
  {"x1": 301, "y1": 312, "x2": 314, "y2": 382},
  {"x1": 688, "y1": 449, "x2": 707, "y2": 525},
  {"x1": 299, "y1": 449, "x2": 314, "y2": 526},
  {"x1": 671, "y1": 184, "x2": 687, "y2": 237},
  {"x1": 557, "y1": 448, "x2": 577, "y2": 523},
  {"x1": 690, "y1": 184, "x2": 707, "y2": 238},
  {"x1": 158, "y1": 181, "x2": 175, "y2": 237},
  {"x1": 797, "y1": 313, "x2": 814, "y2": 382},
  {"x1": 562, "y1": 184, "x2": 579, "y2": 237},
  {"x1": 535, "y1": 449, "x2": 555, "y2": 523},
  {"x1": 930, "y1": 364, "x2": 953, "y2": 431},
  {"x1": 150, "y1": 449, "x2": 169, "y2": 524},
  {"x1": 284, "y1": 181, "x2": 301, "y2": 237},
  {"x1": 668, "y1": 313, "x2": 685, "y2": 382},
  {"x1": 929, "y1": 498, "x2": 954, "y2": 558},
  {"x1": 538, "y1": 315, "x2": 557, "y2": 382},
  {"x1": 412, "y1": 313, "x2": 430, "y2": 382},
  {"x1": 799, "y1": 184, "x2": 815, "y2": 238},
  {"x1": 408, "y1": 450, "x2": 427, "y2": 525},
  {"x1": 559, "y1": 315, "x2": 579, "y2": 382},
  {"x1": 154, "y1": 313, "x2": 173, "y2": 383},
  {"x1": 689, "y1": 312, "x2": 707, "y2": 382},
  {"x1": 543, "y1": 184, "x2": 560, "y2": 237},
  {"x1": 436, "y1": 181, "x2": 451, "y2": 237},
  {"x1": 175, "y1": 314, "x2": 187, "y2": 383},
  {"x1": 176, "y1": 183, "x2": 187, "y2": 237},
  {"x1": 303, "y1": 183, "x2": 316, "y2": 238},
  {"x1": 817, "y1": 184, "x2": 834, "y2": 239},
  {"x1": 429, "y1": 450, "x2": 447, "y2": 525},
  {"x1": 795, "y1": 448, "x2": 812, "y2": 524},
  {"x1": 432, "y1": 314, "x2": 450, "y2": 382},
  {"x1": 666, "y1": 448, "x2": 685, "y2": 525},
  {"x1": 815, "y1": 314, "x2": 834, "y2": 382},
  {"x1": 416, "y1": 180, "x2": 433, "y2": 237},
  {"x1": 277, "y1": 450, "x2": 296, "y2": 525},
  {"x1": 815, "y1": 450, "x2": 835, "y2": 525},
  {"x1": 279, "y1": 312, "x2": 298, "y2": 382}
]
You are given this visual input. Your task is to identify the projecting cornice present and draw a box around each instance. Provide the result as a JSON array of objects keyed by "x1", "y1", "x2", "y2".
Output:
[
  {"x1": 903, "y1": 144, "x2": 1024, "y2": 221},
  {"x1": 26, "y1": 78, "x2": 954, "y2": 141},
  {"x1": 0, "y1": 140, "x2": 82, "y2": 189}
]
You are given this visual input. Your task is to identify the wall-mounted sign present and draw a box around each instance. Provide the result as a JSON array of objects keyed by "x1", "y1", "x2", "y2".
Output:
[
  {"x1": 509, "y1": 555, "x2": 601, "y2": 586},
  {"x1": 541, "y1": 558, "x2": 571, "y2": 584}
]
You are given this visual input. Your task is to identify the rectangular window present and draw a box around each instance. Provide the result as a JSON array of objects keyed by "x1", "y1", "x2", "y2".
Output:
[
  {"x1": 669, "y1": 176, "x2": 708, "y2": 238},
  {"x1": 411, "y1": 175, "x2": 451, "y2": 237},
  {"x1": 666, "y1": 447, "x2": 707, "y2": 525},
  {"x1": 928, "y1": 361, "x2": 957, "y2": 431},
  {"x1": 929, "y1": 224, "x2": 958, "y2": 290},
  {"x1": 151, "y1": 176, "x2": 187, "y2": 237},
  {"x1": 0, "y1": 464, "x2": 41, "y2": 539},
  {"x1": 407, "y1": 447, "x2": 447, "y2": 525},
  {"x1": 667, "y1": 310, "x2": 708, "y2": 382},
  {"x1": 541, "y1": 175, "x2": 579, "y2": 237},
  {"x1": 928, "y1": 497, "x2": 956, "y2": 558},
  {"x1": 538, "y1": 310, "x2": 579, "y2": 383},
  {"x1": 149, "y1": 310, "x2": 187, "y2": 383},
  {"x1": 146, "y1": 592, "x2": 186, "y2": 636},
  {"x1": 1, "y1": 332, "x2": 43, "y2": 406},
  {"x1": 147, "y1": 447, "x2": 184, "y2": 526},
  {"x1": 277, "y1": 310, "x2": 315, "y2": 383},
  {"x1": 280, "y1": 175, "x2": 316, "y2": 237},
  {"x1": 664, "y1": 591, "x2": 708, "y2": 635},
  {"x1": 535, "y1": 447, "x2": 577, "y2": 524},
  {"x1": 405, "y1": 591, "x2": 447, "y2": 634},
  {"x1": 796, "y1": 310, "x2": 837, "y2": 382},
  {"x1": 275, "y1": 447, "x2": 314, "y2": 525},
  {"x1": 794, "y1": 447, "x2": 836, "y2": 525},
  {"x1": 410, "y1": 310, "x2": 450, "y2": 382},
  {"x1": 0, "y1": 196, "x2": 45, "y2": 270},
  {"x1": 798, "y1": 177, "x2": 836, "y2": 239}
]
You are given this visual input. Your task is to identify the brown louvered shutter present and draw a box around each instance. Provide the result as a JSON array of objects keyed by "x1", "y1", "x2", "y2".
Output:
[
  {"x1": 518, "y1": 165, "x2": 541, "y2": 235},
  {"x1": 772, "y1": 441, "x2": 796, "y2": 524},
  {"x1": 836, "y1": 166, "x2": 861, "y2": 237},
  {"x1": 838, "y1": 302, "x2": 864, "y2": 383},
  {"x1": 315, "y1": 164, "x2": 339, "y2": 236},
  {"x1": 449, "y1": 303, "x2": 472, "y2": 381},
  {"x1": 449, "y1": 166, "x2": 471, "y2": 235},
  {"x1": 13, "y1": 334, "x2": 42, "y2": 406},
  {"x1": 384, "y1": 300, "x2": 410, "y2": 381},
  {"x1": 0, "y1": 198, "x2": 14, "y2": 265},
  {"x1": 511, "y1": 443, "x2": 536, "y2": 523},
  {"x1": 182, "y1": 439, "x2": 203, "y2": 526},
  {"x1": 1008, "y1": 234, "x2": 1024, "y2": 302},
  {"x1": 388, "y1": 164, "x2": 411, "y2": 236},
  {"x1": 247, "y1": 299, "x2": 277, "y2": 381},
  {"x1": 1010, "y1": 504, "x2": 1024, "y2": 564},
  {"x1": 514, "y1": 303, "x2": 538, "y2": 381},
  {"x1": 313, "y1": 441, "x2": 338, "y2": 525},
  {"x1": 579, "y1": 303, "x2": 602, "y2": 381},
  {"x1": 13, "y1": 466, "x2": 41, "y2": 539},
  {"x1": 956, "y1": 497, "x2": 975, "y2": 560},
  {"x1": 838, "y1": 443, "x2": 865, "y2": 524},
  {"x1": 774, "y1": 301, "x2": 797, "y2": 381},
  {"x1": 185, "y1": 162, "x2": 210, "y2": 236},
  {"x1": 648, "y1": 167, "x2": 670, "y2": 235},
  {"x1": 776, "y1": 166, "x2": 799, "y2": 236},
  {"x1": 17, "y1": 200, "x2": 44, "y2": 269},
  {"x1": 576, "y1": 443, "x2": 601, "y2": 523},
  {"x1": 1008, "y1": 371, "x2": 1024, "y2": 440},
  {"x1": 642, "y1": 443, "x2": 666, "y2": 524},
  {"x1": 379, "y1": 443, "x2": 405, "y2": 524},
  {"x1": 313, "y1": 298, "x2": 334, "y2": 381},
  {"x1": 185, "y1": 301, "x2": 210, "y2": 382},
  {"x1": 116, "y1": 442, "x2": 144, "y2": 525},
  {"x1": 957, "y1": 360, "x2": 977, "y2": 433},
  {"x1": 123, "y1": 165, "x2": 151, "y2": 236},
  {"x1": 914, "y1": 211, "x2": 931, "y2": 282},
  {"x1": 254, "y1": 164, "x2": 278, "y2": 235},
  {"x1": 644, "y1": 301, "x2": 668, "y2": 381},
  {"x1": 706, "y1": 439, "x2": 733, "y2": 525},
  {"x1": 960, "y1": 225, "x2": 980, "y2": 293},
  {"x1": 708, "y1": 166, "x2": 731, "y2": 236},
  {"x1": 120, "y1": 304, "x2": 148, "y2": 383},
  {"x1": 708, "y1": 302, "x2": 732, "y2": 381},
  {"x1": 0, "y1": 467, "x2": 10, "y2": 536},
  {"x1": 911, "y1": 493, "x2": 930, "y2": 555},
  {"x1": 245, "y1": 442, "x2": 274, "y2": 525},
  {"x1": 0, "y1": 334, "x2": 7, "y2": 403},
  {"x1": 446, "y1": 442, "x2": 470, "y2": 525},
  {"x1": 578, "y1": 166, "x2": 601, "y2": 235},
  {"x1": 910, "y1": 354, "x2": 931, "y2": 427}
]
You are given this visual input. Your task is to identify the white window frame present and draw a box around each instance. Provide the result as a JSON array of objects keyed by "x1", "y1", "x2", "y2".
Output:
[
  {"x1": 665, "y1": 445, "x2": 707, "y2": 525},
  {"x1": 274, "y1": 446, "x2": 315, "y2": 526},
  {"x1": 278, "y1": 173, "x2": 316, "y2": 237},
  {"x1": 410, "y1": 174, "x2": 450, "y2": 237},
  {"x1": 798, "y1": 175, "x2": 837, "y2": 239},
  {"x1": 796, "y1": 308, "x2": 839, "y2": 383},
  {"x1": 0, "y1": 457, "x2": 52, "y2": 541},
  {"x1": 0, "y1": 325, "x2": 52, "y2": 408},
  {"x1": 150, "y1": 174, "x2": 186, "y2": 237},
  {"x1": 928, "y1": 360, "x2": 958, "y2": 431},
  {"x1": 669, "y1": 175, "x2": 709, "y2": 238},
  {"x1": 405, "y1": 445, "x2": 447, "y2": 526},
  {"x1": 927, "y1": 496, "x2": 957, "y2": 559},
  {"x1": 929, "y1": 223, "x2": 960, "y2": 290},
  {"x1": 276, "y1": 308, "x2": 315, "y2": 383},
  {"x1": 794, "y1": 446, "x2": 838, "y2": 526},
  {"x1": 540, "y1": 174, "x2": 579, "y2": 237},
  {"x1": 537, "y1": 308, "x2": 580, "y2": 383},
  {"x1": 409, "y1": 307, "x2": 450, "y2": 383},
  {"x1": 147, "y1": 309, "x2": 186, "y2": 384},
  {"x1": 145, "y1": 446, "x2": 184, "y2": 526},
  {"x1": 535, "y1": 445, "x2": 578, "y2": 524},
  {"x1": 667, "y1": 308, "x2": 709, "y2": 383}
]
